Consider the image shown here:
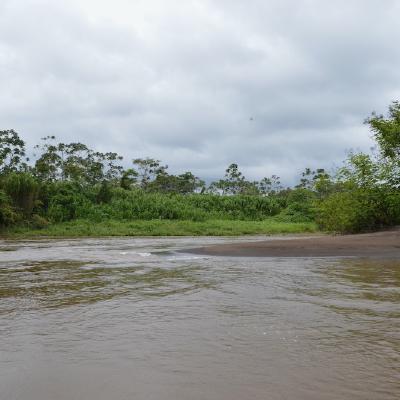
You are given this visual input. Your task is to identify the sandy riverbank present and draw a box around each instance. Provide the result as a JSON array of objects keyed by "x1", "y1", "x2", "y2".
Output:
[{"x1": 185, "y1": 229, "x2": 400, "y2": 258}]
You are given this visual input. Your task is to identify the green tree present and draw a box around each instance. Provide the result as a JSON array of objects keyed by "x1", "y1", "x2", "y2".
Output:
[
  {"x1": 149, "y1": 171, "x2": 205, "y2": 194},
  {"x1": 224, "y1": 163, "x2": 245, "y2": 194},
  {"x1": 366, "y1": 101, "x2": 400, "y2": 159},
  {"x1": 295, "y1": 168, "x2": 333, "y2": 198},
  {"x1": 34, "y1": 136, "x2": 63, "y2": 181},
  {"x1": 120, "y1": 168, "x2": 139, "y2": 190},
  {"x1": 0, "y1": 130, "x2": 27, "y2": 174},
  {"x1": 34, "y1": 136, "x2": 123, "y2": 184},
  {"x1": 132, "y1": 158, "x2": 167, "y2": 190},
  {"x1": 258, "y1": 175, "x2": 282, "y2": 195},
  {"x1": 176, "y1": 172, "x2": 205, "y2": 194},
  {"x1": 210, "y1": 163, "x2": 258, "y2": 195},
  {"x1": 338, "y1": 153, "x2": 379, "y2": 189}
]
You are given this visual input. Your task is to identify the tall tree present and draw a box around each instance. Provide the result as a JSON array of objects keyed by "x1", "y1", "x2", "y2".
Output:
[
  {"x1": 34, "y1": 136, "x2": 123, "y2": 184},
  {"x1": 209, "y1": 163, "x2": 259, "y2": 195},
  {"x1": 0, "y1": 130, "x2": 27, "y2": 174},
  {"x1": 132, "y1": 158, "x2": 167, "y2": 190},
  {"x1": 365, "y1": 101, "x2": 400, "y2": 186},
  {"x1": 258, "y1": 175, "x2": 282, "y2": 195},
  {"x1": 120, "y1": 168, "x2": 139, "y2": 190},
  {"x1": 149, "y1": 171, "x2": 205, "y2": 194},
  {"x1": 366, "y1": 101, "x2": 400, "y2": 159}
]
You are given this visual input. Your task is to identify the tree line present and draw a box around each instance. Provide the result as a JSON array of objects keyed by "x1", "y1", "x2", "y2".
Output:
[{"x1": 1, "y1": 101, "x2": 399, "y2": 233}]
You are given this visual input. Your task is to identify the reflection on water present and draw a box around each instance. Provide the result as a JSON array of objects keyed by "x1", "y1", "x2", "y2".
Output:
[{"x1": 0, "y1": 237, "x2": 399, "y2": 400}]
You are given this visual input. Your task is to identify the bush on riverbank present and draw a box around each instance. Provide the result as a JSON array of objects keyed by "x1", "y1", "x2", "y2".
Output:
[{"x1": 316, "y1": 188, "x2": 400, "y2": 233}]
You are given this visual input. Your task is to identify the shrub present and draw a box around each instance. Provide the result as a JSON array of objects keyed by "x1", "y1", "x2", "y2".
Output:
[
  {"x1": 317, "y1": 191, "x2": 364, "y2": 232},
  {"x1": 47, "y1": 181, "x2": 90, "y2": 222},
  {"x1": 277, "y1": 188, "x2": 316, "y2": 222},
  {"x1": 316, "y1": 187, "x2": 400, "y2": 233},
  {"x1": 0, "y1": 189, "x2": 18, "y2": 227},
  {"x1": 30, "y1": 214, "x2": 50, "y2": 229},
  {"x1": 2, "y1": 172, "x2": 39, "y2": 217}
]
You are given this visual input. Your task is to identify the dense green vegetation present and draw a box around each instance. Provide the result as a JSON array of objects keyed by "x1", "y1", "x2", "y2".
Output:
[{"x1": 0, "y1": 101, "x2": 399, "y2": 236}]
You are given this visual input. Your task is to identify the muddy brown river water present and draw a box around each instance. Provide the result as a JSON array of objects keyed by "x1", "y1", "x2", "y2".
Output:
[{"x1": 0, "y1": 237, "x2": 399, "y2": 400}]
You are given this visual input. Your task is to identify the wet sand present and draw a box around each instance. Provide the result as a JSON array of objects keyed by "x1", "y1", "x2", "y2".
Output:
[{"x1": 185, "y1": 229, "x2": 400, "y2": 258}]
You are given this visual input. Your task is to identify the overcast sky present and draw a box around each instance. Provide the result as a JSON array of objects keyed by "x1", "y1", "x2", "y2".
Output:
[{"x1": 1, "y1": 0, "x2": 400, "y2": 184}]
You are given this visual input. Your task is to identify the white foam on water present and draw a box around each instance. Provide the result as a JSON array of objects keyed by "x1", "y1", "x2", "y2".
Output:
[
  {"x1": 137, "y1": 252, "x2": 152, "y2": 257},
  {"x1": 119, "y1": 251, "x2": 152, "y2": 257},
  {"x1": 167, "y1": 255, "x2": 209, "y2": 261},
  {"x1": 80, "y1": 265, "x2": 96, "y2": 270}
]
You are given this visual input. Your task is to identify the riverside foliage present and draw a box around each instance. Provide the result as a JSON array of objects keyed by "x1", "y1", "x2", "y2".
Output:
[{"x1": 1, "y1": 102, "x2": 399, "y2": 234}]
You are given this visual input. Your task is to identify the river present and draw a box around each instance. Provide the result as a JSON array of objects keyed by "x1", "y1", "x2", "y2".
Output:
[{"x1": 0, "y1": 237, "x2": 399, "y2": 399}]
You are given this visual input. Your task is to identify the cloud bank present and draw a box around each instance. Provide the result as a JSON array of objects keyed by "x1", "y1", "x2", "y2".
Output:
[{"x1": 1, "y1": 0, "x2": 400, "y2": 184}]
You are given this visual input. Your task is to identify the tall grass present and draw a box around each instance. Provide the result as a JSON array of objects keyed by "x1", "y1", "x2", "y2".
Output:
[
  {"x1": 2, "y1": 172, "x2": 39, "y2": 217},
  {"x1": 66, "y1": 188, "x2": 285, "y2": 222}
]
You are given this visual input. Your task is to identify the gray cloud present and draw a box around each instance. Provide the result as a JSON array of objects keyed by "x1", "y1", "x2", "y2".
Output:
[{"x1": 1, "y1": 0, "x2": 399, "y2": 185}]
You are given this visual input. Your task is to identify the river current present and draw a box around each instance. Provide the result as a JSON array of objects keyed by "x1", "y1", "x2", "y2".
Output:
[{"x1": 0, "y1": 237, "x2": 399, "y2": 399}]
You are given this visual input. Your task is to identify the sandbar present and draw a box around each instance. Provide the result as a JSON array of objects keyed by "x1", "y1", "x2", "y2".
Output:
[{"x1": 184, "y1": 229, "x2": 400, "y2": 258}]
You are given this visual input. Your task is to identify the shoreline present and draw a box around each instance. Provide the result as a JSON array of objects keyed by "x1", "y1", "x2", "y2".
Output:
[{"x1": 183, "y1": 229, "x2": 400, "y2": 258}]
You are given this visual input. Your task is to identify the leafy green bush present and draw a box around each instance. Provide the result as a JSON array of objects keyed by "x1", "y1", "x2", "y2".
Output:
[
  {"x1": 96, "y1": 180, "x2": 113, "y2": 204},
  {"x1": 276, "y1": 189, "x2": 316, "y2": 222},
  {"x1": 0, "y1": 189, "x2": 18, "y2": 227},
  {"x1": 47, "y1": 181, "x2": 91, "y2": 222},
  {"x1": 30, "y1": 214, "x2": 50, "y2": 229},
  {"x1": 386, "y1": 191, "x2": 400, "y2": 223},
  {"x1": 317, "y1": 187, "x2": 400, "y2": 233},
  {"x1": 317, "y1": 191, "x2": 363, "y2": 232}
]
